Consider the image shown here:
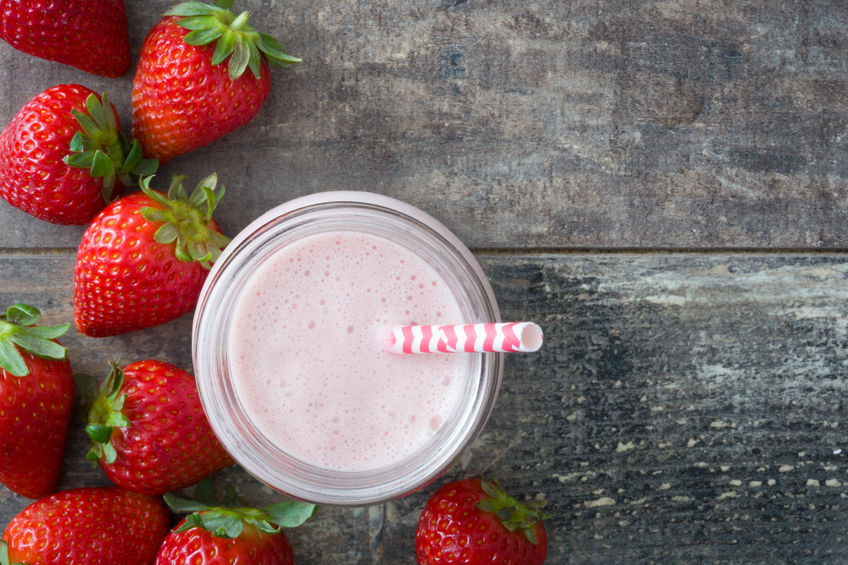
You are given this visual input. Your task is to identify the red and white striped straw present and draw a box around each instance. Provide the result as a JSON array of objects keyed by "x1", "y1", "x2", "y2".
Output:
[{"x1": 388, "y1": 322, "x2": 543, "y2": 354}]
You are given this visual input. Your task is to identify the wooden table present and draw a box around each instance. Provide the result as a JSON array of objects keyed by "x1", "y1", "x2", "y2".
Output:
[{"x1": 1, "y1": 1, "x2": 846, "y2": 562}]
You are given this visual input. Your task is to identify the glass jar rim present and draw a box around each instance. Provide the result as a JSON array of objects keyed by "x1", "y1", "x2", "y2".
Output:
[{"x1": 192, "y1": 191, "x2": 503, "y2": 505}]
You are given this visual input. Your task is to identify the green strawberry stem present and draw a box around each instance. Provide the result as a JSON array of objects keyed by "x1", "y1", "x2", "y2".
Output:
[
  {"x1": 140, "y1": 173, "x2": 231, "y2": 269},
  {"x1": 476, "y1": 479, "x2": 551, "y2": 545},
  {"x1": 62, "y1": 92, "x2": 159, "y2": 201},
  {"x1": 165, "y1": 479, "x2": 317, "y2": 539},
  {"x1": 166, "y1": 1, "x2": 301, "y2": 80},
  {"x1": 81, "y1": 362, "x2": 130, "y2": 464},
  {"x1": 0, "y1": 304, "x2": 69, "y2": 377}
]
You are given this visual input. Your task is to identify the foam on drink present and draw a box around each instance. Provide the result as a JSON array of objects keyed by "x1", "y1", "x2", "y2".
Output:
[{"x1": 227, "y1": 230, "x2": 468, "y2": 472}]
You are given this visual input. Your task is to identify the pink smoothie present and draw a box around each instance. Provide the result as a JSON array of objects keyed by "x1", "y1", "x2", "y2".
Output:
[{"x1": 227, "y1": 230, "x2": 469, "y2": 472}]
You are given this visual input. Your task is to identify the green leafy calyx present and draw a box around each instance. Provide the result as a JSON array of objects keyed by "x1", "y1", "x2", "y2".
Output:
[
  {"x1": 82, "y1": 362, "x2": 130, "y2": 465},
  {"x1": 62, "y1": 93, "x2": 159, "y2": 201},
  {"x1": 0, "y1": 304, "x2": 69, "y2": 377},
  {"x1": 476, "y1": 479, "x2": 550, "y2": 546},
  {"x1": 140, "y1": 174, "x2": 231, "y2": 269},
  {"x1": 166, "y1": 0, "x2": 301, "y2": 79},
  {"x1": 164, "y1": 479, "x2": 317, "y2": 539}
]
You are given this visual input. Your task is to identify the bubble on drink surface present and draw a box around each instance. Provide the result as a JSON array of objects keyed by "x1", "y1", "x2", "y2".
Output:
[{"x1": 429, "y1": 415, "x2": 442, "y2": 430}]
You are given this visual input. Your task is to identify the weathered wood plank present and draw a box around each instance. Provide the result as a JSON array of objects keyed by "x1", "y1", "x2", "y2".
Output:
[
  {"x1": 0, "y1": 1, "x2": 846, "y2": 249},
  {"x1": 0, "y1": 252, "x2": 846, "y2": 563},
  {"x1": 480, "y1": 253, "x2": 848, "y2": 564}
]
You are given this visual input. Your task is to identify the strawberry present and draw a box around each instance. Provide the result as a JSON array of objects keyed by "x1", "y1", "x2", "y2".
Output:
[
  {"x1": 2, "y1": 486, "x2": 170, "y2": 565},
  {"x1": 156, "y1": 482, "x2": 317, "y2": 565},
  {"x1": 132, "y1": 0, "x2": 300, "y2": 163},
  {"x1": 415, "y1": 478, "x2": 549, "y2": 565},
  {"x1": 0, "y1": 0, "x2": 130, "y2": 77},
  {"x1": 81, "y1": 359, "x2": 234, "y2": 495},
  {"x1": 0, "y1": 304, "x2": 73, "y2": 499},
  {"x1": 73, "y1": 173, "x2": 229, "y2": 336},
  {"x1": 0, "y1": 84, "x2": 157, "y2": 225}
]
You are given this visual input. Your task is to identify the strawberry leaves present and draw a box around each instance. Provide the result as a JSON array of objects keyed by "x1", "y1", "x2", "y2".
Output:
[
  {"x1": 164, "y1": 480, "x2": 317, "y2": 539},
  {"x1": 140, "y1": 174, "x2": 231, "y2": 268},
  {"x1": 82, "y1": 362, "x2": 130, "y2": 464},
  {"x1": 476, "y1": 479, "x2": 550, "y2": 545},
  {"x1": 0, "y1": 304, "x2": 69, "y2": 377},
  {"x1": 62, "y1": 93, "x2": 158, "y2": 201},
  {"x1": 165, "y1": 1, "x2": 301, "y2": 79}
]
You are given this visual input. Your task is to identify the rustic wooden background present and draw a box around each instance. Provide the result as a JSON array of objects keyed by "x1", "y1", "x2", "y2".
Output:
[{"x1": 1, "y1": 1, "x2": 847, "y2": 563}]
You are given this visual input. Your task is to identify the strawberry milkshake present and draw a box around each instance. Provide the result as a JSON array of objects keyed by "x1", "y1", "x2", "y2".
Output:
[
  {"x1": 227, "y1": 230, "x2": 469, "y2": 472},
  {"x1": 193, "y1": 192, "x2": 502, "y2": 505}
]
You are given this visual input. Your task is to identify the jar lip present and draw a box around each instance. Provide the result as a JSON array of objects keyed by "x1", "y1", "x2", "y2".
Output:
[
  {"x1": 192, "y1": 191, "x2": 503, "y2": 505},
  {"x1": 221, "y1": 191, "x2": 479, "y2": 275}
]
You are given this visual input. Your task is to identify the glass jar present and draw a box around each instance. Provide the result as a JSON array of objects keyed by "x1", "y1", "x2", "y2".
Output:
[{"x1": 192, "y1": 192, "x2": 502, "y2": 505}]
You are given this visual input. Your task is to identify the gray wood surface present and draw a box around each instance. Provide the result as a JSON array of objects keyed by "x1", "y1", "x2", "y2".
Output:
[
  {"x1": 0, "y1": 1, "x2": 846, "y2": 249},
  {"x1": 1, "y1": 252, "x2": 847, "y2": 563},
  {"x1": 1, "y1": 1, "x2": 847, "y2": 564}
]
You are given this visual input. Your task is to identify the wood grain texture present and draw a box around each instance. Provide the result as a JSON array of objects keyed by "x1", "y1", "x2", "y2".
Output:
[
  {"x1": 0, "y1": 1, "x2": 846, "y2": 563},
  {"x1": 1, "y1": 252, "x2": 846, "y2": 563},
  {"x1": 0, "y1": 1, "x2": 845, "y2": 249}
]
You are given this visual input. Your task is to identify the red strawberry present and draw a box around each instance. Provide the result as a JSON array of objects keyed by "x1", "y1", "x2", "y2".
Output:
[
  {"x1": 0, "y1": 303, "x2": 73, "y2": 499},
  {"x1": 415, "y1": 478, "x2": 549, "y2": 565},
  {"x1": 2, "y1": 486, "x2": 170, "y2": 565},
  {"x1": 0, "y1": 0, "x2": 130, "y2": 77},
  {"x1": 132, "y1": 1, "x2": 300, "y2": 163},
  {"x1": 156, "y1": 482, "x2": 316, "y2": 565},
  {"x1": 81, "y1": 359, "x2": 234, "y2": 495},
  {"x1": 73, "y1": 173, "x2": 229, "y2": 336},
  {"x1": 0, "y1": 84, "x2": 157, "y2": 225}
]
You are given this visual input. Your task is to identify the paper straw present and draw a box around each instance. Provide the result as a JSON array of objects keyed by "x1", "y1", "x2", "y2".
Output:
[{"x1": 388, "y1": 322, "x2": 543, "y2": 354}]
